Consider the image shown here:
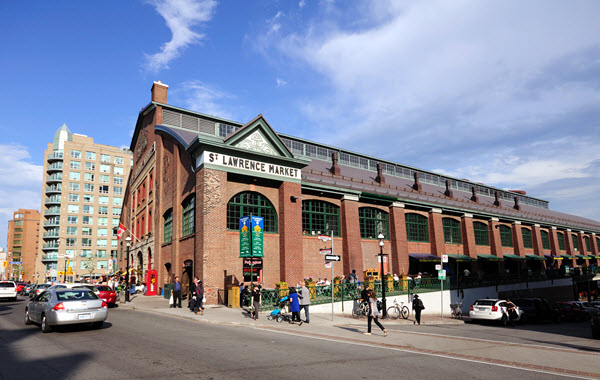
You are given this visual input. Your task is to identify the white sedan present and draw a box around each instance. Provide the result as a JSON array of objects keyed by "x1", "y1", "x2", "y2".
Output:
[
  {"x1": 0, "y1": 281, "x2": 17, "y2": 302},
  {"x1": 469, "y1": 299, "x2": 523, "y2": 325}
]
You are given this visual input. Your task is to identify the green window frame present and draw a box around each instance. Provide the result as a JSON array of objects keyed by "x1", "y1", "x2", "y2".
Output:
[
  {"x1": 405, "y1": 213, "x2": 429, "y2": 242},
  {"x1": 227, "y1": 192, "x2": 278, "y2": 233},
  {"x1": 163, "y1": 209, "x2": 173, "y2": 244},
  {"x1": 584, "y1": 236, "x2": 590, "y2": 252},
  {"x1": 473, "y1": 221, "x2": 489, "y2": 246},
  {"x1": 499, "y1": 225, "x2": 513, "y2": 248},
  {"x1": 597, "y1": 237, "x2": 600, "y2": 251},
  {"x1": 572, "y1": 234, "x2": 579, "y2": 251},
  {"x1": 557, "y1": 232, "x2": 565, "y2": 250},
  {"x1": 359, "y1": 207, "x2": 389, "y2": 239},
  {"x1": 442, "y1": 218, "x2": 461, "y2": 245},
  {"x1": 521, "y1": 228, "x2": 533, "y2": 249},
  {"x1": 541, "y1": 230, "x2": 550, "y2": 250},
  {"x1": 302, "y1": 200, "x2": 340, "y2": 236},
  {"x1": 182, "y1": 195, "x2": 195, "y2": 237}
]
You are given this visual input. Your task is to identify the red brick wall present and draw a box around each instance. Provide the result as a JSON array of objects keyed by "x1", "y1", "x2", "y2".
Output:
[
  {"x1": 278, "y1": 182, "x2": 303, "y2": 286},
  {"x1": 389, "y1": 206, "x2": 409, "y2": 276}
]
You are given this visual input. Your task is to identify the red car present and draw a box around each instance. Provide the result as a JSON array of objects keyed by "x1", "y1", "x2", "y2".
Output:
[
  {"x1": 553, "y1": 301, "x2": 590, "y2": 322},
  {"x1": 15, "y1": 283, "x2": 27, "y2": 293},
  {"x1": 94, "y1": 285, "x2": 117, "y2": 305}
]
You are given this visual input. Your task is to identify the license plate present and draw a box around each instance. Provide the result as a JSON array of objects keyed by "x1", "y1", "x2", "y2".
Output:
[
  {"x1": 478, "y1": 307, "x2": 486, "y2": 311},
  {"x1": 78, "y1": 313, "x2": 91, "y2": 320}
]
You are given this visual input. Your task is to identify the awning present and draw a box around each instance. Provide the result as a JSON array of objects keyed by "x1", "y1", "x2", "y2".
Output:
[
  {"x1": 447, "y1": 254, "x2": 476, "y2": 262},
  {"x1": 409, "y1": 253, "x2": 441, "y2": 262},
  {"x1": 575, "y1": 254, "x2": 592, "y2": 259},
  {"x1": 561, "y1": 255, "x2": 575, "y2": 260},
  {"x1": 503, "y1": 254, "x2": 525, "y2": 260},
  {"x1": 545, "y1": 255, "x2": 563, "y2": 260},
  {"x1": 478, "y1": 254, "x2": 503, "y2": 261},
  {"x1": 525, "y1": 254, "x2": 545, "y2": 261}
]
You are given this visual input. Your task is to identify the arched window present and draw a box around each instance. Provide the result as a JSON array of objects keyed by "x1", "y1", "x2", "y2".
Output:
[
  {"x1": 359, "y1": 207, "x2": 389, "y2": 239},
  {"x1": 473, "y1": 221, "x2": 489, "y2": 246},
  {"x1": 499, "y1": 225, "x2": 512, "y2": 247},
  {"x1": 182, "y1": 194, "x2": 195, "y2": 237},
  {"x1": 227, "y1": 192, "x2": 277, "y2": 233},
  {"x1": 540, "y1": 230, "x2": 550, "y2": 250},
  {"x1": 163, "y1": 209, "x2": 173, "y2": 244},
  {"x1": 557, "y1": 232, "x2": 565, "y2": 250},
  {"x1": 405, "y1": 213, "x2": 429, "y2": 242},
  {"x1": 572, "y1": 234, "x2": 579, "y2": 251},
  {"x1": 302, "y1": 200, "x2": 340, "y2": 236},
  {"x1": 442, "y1": 218, "x2": 461, "y2": 245},
  {"x1": 521, "y1": 228, "x2": 532, "y2": 249},
  {"x1": 597, "y1": 237, "x2": 600, "y2": 252},
  {"x1": 584, "y1": 236, "x2": 590, "y2": 252}
]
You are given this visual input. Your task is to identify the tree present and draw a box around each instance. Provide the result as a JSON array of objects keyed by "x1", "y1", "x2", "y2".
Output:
[{"x1": 83, "y1": 257, "x2": 95, "y2": 280}]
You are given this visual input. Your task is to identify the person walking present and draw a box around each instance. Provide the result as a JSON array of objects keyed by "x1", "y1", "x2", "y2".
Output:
[
  {"x1": 412, "y1": 294, "x2": 424, "y2": 325},
  {"x1": 251, "y1": 284, "x2": 261, "y2": 320},
  {"x1": 364, "y1": 289, "x2": 387, "y2": 336},
  {"x1": 289, "y1": 287, "x2": 301, "y2": 324},
  {"x1": 298, "y1": 281, "x2": 311, "y2": 324},
  {"x1": 193, "y1": 280, "x2": 204, "y2": 315},
  {"x1": 171, "y1": 276, "x2": 182, "y2": 308},
  {"x1": 189, "y1": 277, "x2": 197, "y2": 311}
]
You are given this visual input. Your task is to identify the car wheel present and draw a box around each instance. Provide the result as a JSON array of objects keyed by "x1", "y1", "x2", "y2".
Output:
[
  {"x1": 500, "y1": 315, "x2": 508, "y2": 327},
  {"x1": 41, "y1": 315, "x2": 51, "y2": 333},
  {"x1": 24, "y1": 309, "x2": 32, "y2": 325}
]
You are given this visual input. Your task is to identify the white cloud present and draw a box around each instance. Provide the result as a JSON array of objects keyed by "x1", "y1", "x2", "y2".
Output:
[
  {"x1": 276, "y1": 77, "x2": 287, "y2": 87},
  {"x1": 298, "y1": 0, "x2": 306, "y2": 8},
  {"x1": 144, "y1": 0, "x2": 216, "y2": 72},
  {"x1": 175, "y1": 80, "x2": 235, "y2": 120}
]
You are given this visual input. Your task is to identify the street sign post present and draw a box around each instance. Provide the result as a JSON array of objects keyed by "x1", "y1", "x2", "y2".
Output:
[
  {"x1": 439, "y1": 268, "x2": 446, "y2": 319},
  {"x1": 319, "y1": 248, "x2": 332, "y2": 255}
]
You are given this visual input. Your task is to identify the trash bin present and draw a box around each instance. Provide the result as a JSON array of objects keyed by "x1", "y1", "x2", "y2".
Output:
[
  {"x1": 163, "y1": 284, "x2": 172, "y2": 300},
  {"x1": 228, "y1": 286, "x2": 240, "y2": 308}
]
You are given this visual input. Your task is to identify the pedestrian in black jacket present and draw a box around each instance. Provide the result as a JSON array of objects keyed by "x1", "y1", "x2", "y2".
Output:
[
  {"x1": 412, "y1": 294, "x2": 424, "y2": 325},
  {"x1": 192, "y1": 279, "x2": 204, "y2": 315},
  {"x1": 171, "y1": 276, "x2": 182, "y2": 308}
]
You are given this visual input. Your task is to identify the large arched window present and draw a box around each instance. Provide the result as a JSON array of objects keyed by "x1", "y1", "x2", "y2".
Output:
[
  {"x1": 163, "y1": 208, "x2": 173, "y2": 244},
  {"x1": 572, "y1": 234, "x2": 579, "y2": 251},
  {"x1": 405, "y1": 213, "x2": 429, "y2": 242},
  {"x1": 541, "y1": 230, "x2": 550, "y2": 250},
  {"x1": 302, "y1": 200, "x2": 340, "y2": 236},
  {"x1": 473, "y1": 221, "x2": 489, "y2": 246},
  {"x1": 442, "y1": 218, "x2": 461, "y2": 245},
  {"x1": 584, "y1": 236, "x2": 590, "y2": 252},
  {"x1": 182, "y1": 194, "x2": 195, "y2": 237},
  {"x1": 499, "y1": 225, "x2": 513, "y2": 247},
  {"x1": 521, "y1": 228, "x2": 532, "y2": 249},
  {"x1": 557, "y1": 232, "x2": 565, "y2": 250},
  {"x1": 227, "y1": 192, "x2": 278, "y2": 233},
  {"x1": 359, "y1": 207, "x2": 389, "y2": 239}
]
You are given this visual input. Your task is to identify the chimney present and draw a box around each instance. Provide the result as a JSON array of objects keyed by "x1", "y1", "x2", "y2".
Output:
[
  {"x1": 330, "y1": 152, "x2": 341, "y2": 176},
  {"x1": 375, "y1": 163, "x2": 385, "y2": 185},
  {"x1": 412, "y1": 172, "x2": 422, "y2": 192},
  {"x1": 514, "y1": 196, "x2": 521, "y2": 211},
  {"x1": 151, "y1": 81, "x2": 169, "y2": 104},
  {"x1": 494, "y1": 191, "x2": 502, "y2": 207},
  {"x1": 444, "y1": 179, "x2": 453, "y2": 198},
  {"x1": 470, "y1": 186, "x2": 479, "y2": 202}
]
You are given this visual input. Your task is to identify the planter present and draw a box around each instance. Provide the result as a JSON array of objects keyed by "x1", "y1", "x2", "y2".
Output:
[
  {"x1": 306, "y1": 281, "x2": 317, "y2": 300},
  {"x1": 276, "y1": 282, "x2": 289, "y2": 298},
  {"x1": 384, "y1": 276, "x2": 394, "y2": 291}
]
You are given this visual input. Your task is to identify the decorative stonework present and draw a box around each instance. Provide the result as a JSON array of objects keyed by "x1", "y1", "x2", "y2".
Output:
[
  {"x1": 235, "y1": 131, "x2": 277, "y2": 155},
  {"x1": 204, "y1": 169, "x2": 224, "y2": 216},
  {"x1": 135, "y1": 129, "x2": 148, "y2": 162}
]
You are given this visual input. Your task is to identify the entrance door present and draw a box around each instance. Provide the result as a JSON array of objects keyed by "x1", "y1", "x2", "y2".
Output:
[{"x1": 182, "y1": 260, "x2": 193, "y2": 298}]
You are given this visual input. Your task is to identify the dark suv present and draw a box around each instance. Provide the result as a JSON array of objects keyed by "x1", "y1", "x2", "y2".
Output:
[{"x1": 512, "y1": 298, "x2": 560, "y2": 323}]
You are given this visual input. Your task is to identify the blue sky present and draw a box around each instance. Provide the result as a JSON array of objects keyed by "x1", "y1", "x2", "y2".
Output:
[{"x1": 1, "y1": 0, "x2": 600, "y2": 248}]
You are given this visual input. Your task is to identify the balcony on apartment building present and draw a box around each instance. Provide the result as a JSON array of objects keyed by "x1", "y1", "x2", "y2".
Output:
[
  {"x1": 47, "y1": 163, "x2": 63, "y2": 173},
  {"x1": 44, "y1": 207, "x2": 61, "y2": 216},
  {"x1": 47, "y1": 151, "x2": 64, "y2": 161}
]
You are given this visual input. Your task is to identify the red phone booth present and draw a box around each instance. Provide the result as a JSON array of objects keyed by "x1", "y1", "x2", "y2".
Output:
[{"x1": 146, "y1": 269, "x2": 157, "y2": 296}]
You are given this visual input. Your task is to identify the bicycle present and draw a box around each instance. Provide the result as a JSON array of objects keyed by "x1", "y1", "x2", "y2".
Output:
[
  {"x1": 450, "y1": 302, "x2": 463, "y2": 318},
  {"x1": 386, "y1": 299, "x2": 410, "y2": 319},
  {"x1": 352, "y1": 298, "x2": 369, "y2": 318}
]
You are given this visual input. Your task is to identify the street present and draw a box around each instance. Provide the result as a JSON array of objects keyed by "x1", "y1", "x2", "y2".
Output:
[{"x1": 1, "y1": 296, "x2": 599, "y2": 380}]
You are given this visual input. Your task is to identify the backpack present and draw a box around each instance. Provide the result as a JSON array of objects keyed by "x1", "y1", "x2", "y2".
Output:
[{"x1": 417, "y1": 299, "x2": 425, "y2": 310}]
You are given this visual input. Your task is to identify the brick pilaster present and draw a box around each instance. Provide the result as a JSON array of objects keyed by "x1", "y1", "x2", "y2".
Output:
[
  {"x1": 389, "y1": 203, "x2": 409, "y2": 276},
  {"x1": 340, "y1": 195, "x2": 363, "y2": 279},
  {"x1": 461, "y1": 213, "x2": 476, "y2": 258},
  {"x1": 489, "y1": 218, "x2": 502, "y2": 258},
  {"x1": 428, "y1": 208, "x2": 444, "y2": 257},
  {"x1": 278, "y1": 182, "x2": 303, "y2": 285},
  {"x1": 532, "y1": 224, "x2": 543, "y2": 256},
  {"x1": 512, "y1": 221, "x2": 524, "y2": 257},
  {"x1": 565, "y1": 229, "x2": 574, "y2": 256}
]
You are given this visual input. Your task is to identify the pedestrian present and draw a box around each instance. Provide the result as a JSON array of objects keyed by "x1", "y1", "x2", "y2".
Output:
[
  {"x1": 412, "y1": 294, "x2": 424, "y2": 325},
  {"x1": 241, "y1": 285, "x2": 251, "y2": 308},
  {"x1": 193, "y1": 279, "x2": 204, "y2": 315},
  {"x1": 171, "y1": 276, "x2": 182, "y2": 308},
  {"x1": 364, "y1": 289, "x2": 387, "y2": 337},
  {"x1": 298, "y1": 281, "x2": 311, "y2": 324},
  {"x1": 189, "y1": 277, "x2": 198, "y2": 311},
  {"x1": 251, "y1": 284, "x2": 261, "y2": 320},
  {"x1": 505, "y1": 299, "x2": 517, "y2": 327},
  {"x1": 289, "y1": 287, "x2": 301, "y2": 324},
  {"x1": 349, "y1": 269, "x2": 358, "y2": 284}
]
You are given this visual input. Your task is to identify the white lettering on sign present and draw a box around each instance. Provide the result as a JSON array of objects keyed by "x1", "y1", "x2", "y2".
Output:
[{"x1": 198, "y1": 151, "x2": 301, "y2": 180}]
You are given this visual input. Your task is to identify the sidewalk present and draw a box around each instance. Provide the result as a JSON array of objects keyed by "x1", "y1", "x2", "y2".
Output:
[{"x1": 115, "y1": 294, "x2": 464, "y2": 328}]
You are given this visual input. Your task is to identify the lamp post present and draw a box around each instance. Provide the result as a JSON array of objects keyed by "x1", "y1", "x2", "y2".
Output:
[
  {"x1": 63, "y1": 255, "x2": 68, "y2": 283},
  {"x1": 378, "y1": 233, "x2": 387, "y2": 318},
  {"x1": 125, "y1": 236, "x2": 131, "y2": 303}
]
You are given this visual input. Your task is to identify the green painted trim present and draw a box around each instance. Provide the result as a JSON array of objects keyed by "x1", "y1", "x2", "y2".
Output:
[
  {"x1": 477, "y1": 254, "x2": 502, "y2": 261},
  {"x1": 360, "y1": 192, "x2": 398, "y2": 202},
  {"x1": 525, "y1": 254, "x2": 545, "y2": 261},
  {"x1": 224, "y1": 116, "x2": 293, "y2": 159},
  {"x1": 502, "y1": 254, "x2": 525, "y2": 260},
  {"x1": 447, "y1": 254, "x2": 476, "y2": 261}
]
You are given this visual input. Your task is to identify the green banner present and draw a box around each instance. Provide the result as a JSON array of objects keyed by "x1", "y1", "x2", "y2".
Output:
[
  {"x1": 239, "y1": 216, "x2": 251, "y2": 258},
  {"x1": 251, "y1": 216, "x2": 264, "y2": 258}
]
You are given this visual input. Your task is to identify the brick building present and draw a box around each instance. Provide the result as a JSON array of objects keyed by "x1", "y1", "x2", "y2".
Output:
[
  {"x1": 7, "y1": 209, "x2": 40, "y2": 282},
  {"x1": 120, "y1": 81, "x2": 600, "y2": 303}
]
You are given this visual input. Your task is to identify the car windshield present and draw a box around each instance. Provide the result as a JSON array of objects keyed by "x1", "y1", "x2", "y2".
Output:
[
  {"x1": 96, "y1": 286, "x2": 112, "y2": 291},
  {"x1": 474, "y1": 300, "x2": 497, "y2": 306},
  {"x1": 0, "y1": 283, "x2": 15, "y2": 288},
  {"x1": 56, "y1": 290, "x2": 99, "y2": 301}
]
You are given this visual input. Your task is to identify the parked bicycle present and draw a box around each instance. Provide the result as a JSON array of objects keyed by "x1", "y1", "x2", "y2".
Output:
[
  {"x1": 352, "y1": 298, "x2": 369, "y2": 318},
  {"x1": 450, "y1": 302, "x2": 463, "y2": 318},
  {"x1": 386, "y1": 299, "x2": 410, "y2": 319}
]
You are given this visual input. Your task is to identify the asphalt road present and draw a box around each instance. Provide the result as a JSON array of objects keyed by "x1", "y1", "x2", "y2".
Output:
[{"x1": 1, "y1": 296, "x2": 598, "y2": 380}]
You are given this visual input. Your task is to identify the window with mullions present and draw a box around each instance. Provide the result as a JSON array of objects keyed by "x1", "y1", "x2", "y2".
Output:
[
  {"x1": 405, "y1": 213, "x2": 429, "y2": 242},
  {"x1": 473, "y1": 221, "x2": 489, "y2": 246},
  {"x1": 522, "y1": 228, "x2": 533, "y2": 249},
  {"x1": 302, "y1": 200, "x2": 339, "y2": 236},
  {"x1": 182, "y1": 195, "x2": 195, "y2": 237},
  {"x1": 227, "y1": 192, "x2": 278, "y2": 233},
  {"x1": 572, "y1": 234, "x2": 579, "y2": 251},
  {"x1": 584, "y1": 236, "x2": 590, "y2": 252},
  {"x1": 499, "y1": 225, "x2": 513, "y2": 247},
  {"x1": 442, "y1": 218, "x2": 461, "y2": 245},
  {"x1": 164, "y1": 209, "x2": 173, "y2": 244},
  {"x1": 557, "y1": 232, "x2": 565, "y2": 250},
  {"x1": 359, "y1": 208, "x2": 389, "y2": 239},
  {"x1": 597, "y1": 237, "x2": 600, "y2": 251},
  {"x1": 541, "y1": 230, "x2": 550, "y2": 250}
]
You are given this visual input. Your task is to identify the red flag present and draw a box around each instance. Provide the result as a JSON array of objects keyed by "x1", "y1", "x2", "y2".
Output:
[{"x1": 116, "y1": 223, "x2": 126, "y2": 240}]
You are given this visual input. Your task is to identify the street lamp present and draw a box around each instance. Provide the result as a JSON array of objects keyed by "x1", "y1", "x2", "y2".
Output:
[
  {"x1": 63, "y1": 255, "x2": 68, "y2": 283},
  {"x1": 378, "y1": 233, "x2": 387, "y2": 318},
  {"x1": 125, "y1": 236, "x2": 131, "y2": 303}
]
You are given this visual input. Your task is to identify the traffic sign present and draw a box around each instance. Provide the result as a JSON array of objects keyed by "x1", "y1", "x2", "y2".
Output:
[
  {"x1": 438, "y1": 269, "x2": 446, "y2": 279},
  {"x1": 325, "y1": 255, "x2": 341, "y2": 262},
  {"x1": 435, "y1": 264, "x2": 441, "y2": 270},
  {"x1": 318, "y1": 234, "x2": 332, "y2": 242},
  {"x1": 441, "y1": 255, "x2": 448, "y2": 263},
  {"x1": 319, "y1": 248, "x2": 332, "y2": 255},
  {"x1": 9, "y1": 261, "x2": 23, "y2": 264},
  {"x1": 325, "y1": 261, "x2": 332, "y2": 269}
]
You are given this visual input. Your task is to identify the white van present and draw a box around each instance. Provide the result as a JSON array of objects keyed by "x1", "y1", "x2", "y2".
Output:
[{"x1": 0, "y1": 281, "x2": 17, "y2": 301}]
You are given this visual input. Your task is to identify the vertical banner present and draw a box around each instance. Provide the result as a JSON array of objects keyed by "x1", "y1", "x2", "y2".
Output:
[
  {"x1": 239, "y1": 216, "x2": 251, "y2": 258},
  {"x1": 251, "y1": 216, "x2": 264, "y2": 258}
]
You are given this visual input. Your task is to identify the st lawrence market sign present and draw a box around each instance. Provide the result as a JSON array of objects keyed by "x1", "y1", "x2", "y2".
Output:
[{"x1": 199, "y1": 151, "x2": 301, "y2": 181}]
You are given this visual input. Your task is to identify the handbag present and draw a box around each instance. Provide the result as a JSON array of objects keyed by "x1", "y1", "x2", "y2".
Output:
[
  {"x1": 202, "y1": 295, "x2": 206, "y2": 303},
  {"x1": 169, "y1": 294, "x2": 173, "y2": 305}
]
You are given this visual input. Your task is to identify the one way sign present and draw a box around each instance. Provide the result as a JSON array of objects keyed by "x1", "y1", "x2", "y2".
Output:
[{"x1": 325, "y1": 255, "x2": 341, "y2": 262}]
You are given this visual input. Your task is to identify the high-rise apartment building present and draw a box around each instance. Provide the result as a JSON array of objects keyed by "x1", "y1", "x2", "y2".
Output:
[
  {"x1": 37, "y1": 124, "x2": 132, "y2": 282},
  {"x1": 7, "y1": 209, "x2": 40, "y2": 282}
]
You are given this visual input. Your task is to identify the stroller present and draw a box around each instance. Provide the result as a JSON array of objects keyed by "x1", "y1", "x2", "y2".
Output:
[{"x1": 267, "y1": 295, "x2": 292, "y2": 323}]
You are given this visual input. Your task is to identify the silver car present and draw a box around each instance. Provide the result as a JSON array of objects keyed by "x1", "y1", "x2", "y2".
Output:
[{"x1": 25, "y1": 288, "x2": 108, "y2": 333}]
